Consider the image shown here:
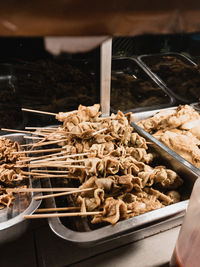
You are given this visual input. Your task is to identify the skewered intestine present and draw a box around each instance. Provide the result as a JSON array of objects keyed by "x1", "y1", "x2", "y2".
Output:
[
  {"x1": 0, "y1": 164, "x2": 25, "y2": 186},
  {"x1": 57, "y1": 104, "x2": 101, "y2": 123},
  {"x1": 0, "y1": 137, "x2": 25, "y2": 164},
  {"x1": 0, "y1": 192, "x2": 14, "y2": 209},
  {"x1": 91, "y1": 197, "x2": 128, "y2": 225},
  {"x1": 21, "y1": 104, "x2": 184, "y2": 225},
  {"x1": 77, "y1": 188, "x2": 104, "y2": 212},
  {"x1": 0, "y1": 137, "x2": 27, "y2": 209}
]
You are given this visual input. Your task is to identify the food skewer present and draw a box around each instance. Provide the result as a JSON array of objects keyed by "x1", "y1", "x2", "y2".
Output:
[
  {"x1": 30, "y1": 152, "x2": 90, "y2": 163},
  {"x1": 34, "y1": 187, "x2": 94, "y2": 200},
  {"x1": 22, "y1": 138, "x2": 68, "y2": 147},
  {"x1": 6, "y1": 187, "x2": 79, "y2": 193},
  {"x1": 23, "y1": 170, "x2": 71, "y2": 176},
  {"x1": 30, "y1": 170, "x2": 71, "y2": 174},
  {"x1": 24, "y1": 211, "x2": 102, "y2": 219},
  {"x1": 30, "y1": 159, "x2": 86, "y2": 165},
  {"x1": 17, "y1": 151, "x2": 65, "y2": 163},
  {"x1": 29, "y1": 164, "x2": 89, "y2": 169},
  {"x1": 25, "y1": 127, "x2": 59, "y2": 131},
  {"x1": 21, "y1": 108, "x2": 57, "y2": 116},
  {"x1": 23, "y1": 171, "x2": 81, "y2": 179},
  {"x1": 24, "y1": 210, "x2": 133, "y2": 219},
  {"x1": 22, "y1": 172, "x2": 80, "y2": 179},
  {"x1": 31, "y1": 176, "x2": 79, "y2": 179},
  {"x1": 36, "y1": 207, "x2": 80, "y2": 213},
  {"x1": 21, "y1": 107, "x2": 77, "y2": 117},
  {"x1": 1, "y1": 128, "x2": 48, "y2": 137},
  {"x1": 146, "y1": 142, "x2": 153, "y2": 145},
  {"x1": 12, "y1": 148, "x2": 62, "y2": 154},
  {"x1": 23, "y1": 136, "x2": 44, "y2": 140},
  {"x1": 92, "y1": 128, "x2": 107, "y2": 136}
]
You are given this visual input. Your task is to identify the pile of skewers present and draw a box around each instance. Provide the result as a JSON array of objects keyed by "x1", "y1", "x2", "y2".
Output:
[{"x1": 1, "y1": 104, "x2": 184, "y2": 225}]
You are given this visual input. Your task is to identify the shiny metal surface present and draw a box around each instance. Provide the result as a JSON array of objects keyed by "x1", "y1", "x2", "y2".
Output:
[
  {"x1": 131, "y1": 106, "x2": 176, "y2": 122},
  {"x1": 47, "y1": 123, "x2": 199, "y2": 246},
  {"x1": 0, "y1": 134, "x2": 42, "y2": 244}
]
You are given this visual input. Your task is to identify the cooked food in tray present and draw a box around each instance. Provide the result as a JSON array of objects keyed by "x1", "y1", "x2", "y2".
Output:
[
  {"x1": 111, "y1": 58, "x2": 172, "y2": 112},
  {"x1": 0, "y1": 137, "x2": 27, "y2": 209},
  {"x1": 138, "y1": 104, "x2": 200, "y2": 167},
  {"x1": 14, "y1": 104, "x2": 186, "y2": 225},
  {"x1": 111, "y1": 73, "x2": 169, "y2": 111},
  {"x1": 140, "y1": 54, "x2": 200, "y2": 102}
]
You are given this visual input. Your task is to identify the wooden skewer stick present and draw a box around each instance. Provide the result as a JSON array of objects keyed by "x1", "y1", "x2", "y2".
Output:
[
  {"x1": 33, "y1": 176, "x2": 80, "y2": 179},
  {"x1": 22, "y1": 172, "x2": 79, "y2": 179},
  {"x1": 1, "y1": 128, "x2": 48, "y2": 137},
  {"x1": 29, "y1": 164, "x2": 88, "y2": 169},
  {"x1": 30, "y1": 170, "x2": 70, "y2": 174},
  {"x1": 24, "y1": 138, "x2": 68, "y2": 148},
  {"x1": 14, "y1": 165, "x2": 28, "y2": 168},
  {"x1": 35, "y1": 207, "x2": 80, "y2": 213},
  {"x1": 6, "y1": 187, "x2": 79, "y2": 193},
  {"x1": 24, "y1": 211, "x2": 102, "y2": 219},
  {"x1": 23, "y1": 136, "x2": 44, "y2": 140},
  {"x1": 92, "y1": 128, "x2": 107, "y2": 136},
  {"x1": 146, "y1": 142, "x2": 153, "y2": 145},
  {"x1": 4, "y1": 187, "x2": 77, "y2": 193},
  {"x1": 30, "y1": 160, "x2": 86, "y2": 166},
  {"x1": 21, "y1": 108, "x2": 57, "y2": 116},
  {"x1": 31, "y1": 152, "x2": 90, "y2": 164},
  {"x1": 17, "y1": 151, "x2": 65, "y2": 163},
  {"x1": 34, "y1": 187, "x2": 94, "y2": 201},
  {"x1": 25, "y1": 127, "x2": 59, "y2": 131},
  {"x1": 12, "y1": 148, "x2": 62, "y2": 154},
  {"x1": 22, "y1": 171, "x2": 47, "y2": 176},
  {"x1": 22, "y1": 171, "x2": 71, "y2": 177}
]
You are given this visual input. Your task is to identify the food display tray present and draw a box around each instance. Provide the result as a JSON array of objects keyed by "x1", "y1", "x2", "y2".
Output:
[
  {"x1": 131, "y1": 105, "x2": 200, "y2": 172},
  {"x1": 137, "y1": 52, "x2": 199, "y2": 103},
  {"x1": 111, "y1": 57, "x2": 175, "y2": 113},
  {"x1": 0, "y1": 134, "x2": 42, "y2": 244},
  {"x1": 45, "y1": 124, "x2": 199, "y2": 247}
]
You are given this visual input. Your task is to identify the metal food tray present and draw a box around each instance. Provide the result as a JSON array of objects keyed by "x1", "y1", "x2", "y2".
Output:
[
  {"x1": 111, "y1": 57, "x2": 175, "y2": 113},
  {"x1": 0, "y1": 134, "x2": 42, "y2": 244},
  {"x1": 45, "y1": 123, "x2": 199, "y2": 247},
  {"x1": 132, "y1": 105, "x2": 200, "y2": 173},
  {"x1": 138, "y1": 52, "x2": 198, "y2": 103}
]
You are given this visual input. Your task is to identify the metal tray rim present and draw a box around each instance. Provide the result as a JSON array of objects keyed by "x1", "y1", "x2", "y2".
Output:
[{"x1": 48, "y1": 198, "x2": 188, "y2": 246}]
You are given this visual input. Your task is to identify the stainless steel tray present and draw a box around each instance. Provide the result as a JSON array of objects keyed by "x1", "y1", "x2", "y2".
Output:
[
  {"x1": 138, "y1": 52, "x2": 199, "y2": 103},
  {"x1": 46, "y1": 124, "x2": 199, "y2": 247},
  {"x1": 132, "y1": 105, "x2": 200, "y2": 174},
  {"x1": 0, "y1": 134, "x2": 42, "y2": 244},
  {"x1": 111, "y1": 57, "x2": 175, "y2": 113},
  {"x1": 132, "y1": 106, "x2": 176, "y2": 123}
]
